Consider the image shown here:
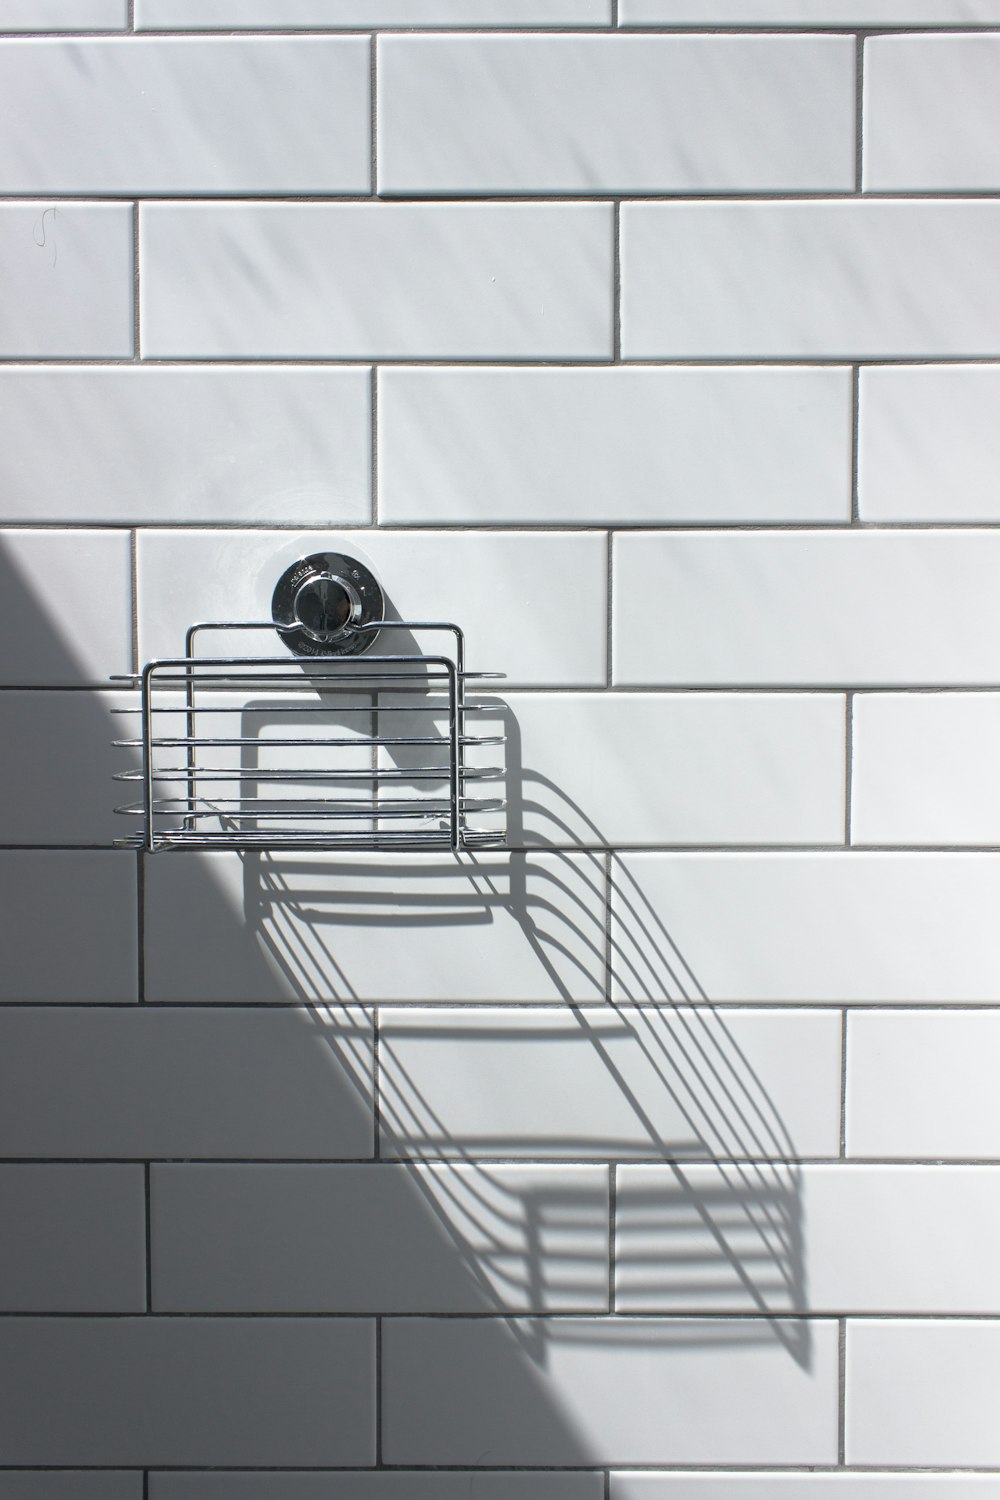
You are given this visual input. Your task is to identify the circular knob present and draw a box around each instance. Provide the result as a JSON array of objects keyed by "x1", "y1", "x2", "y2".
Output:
[
  {"x1": 272, "y1": 552, "x2": 384, "y2": 657},
  {"x1": 293, "y1": 573, "x2": 361, "y2": 643}
]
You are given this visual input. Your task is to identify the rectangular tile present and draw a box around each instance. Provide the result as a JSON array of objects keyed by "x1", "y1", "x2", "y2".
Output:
[
  {"x1": 621, "y1": 202, "x2": 1000, "y2": 358},
  {"x1": 0, "y1": 1164, "x2": 144, "y2": 1311},
  {"x1": 504, "y1": 693, "x2": 844, "y2": 846},
  {"x1": 859, "y1": 366, "x2": 1000, "y2": 522},
  {"x1": 137, "y1": 529, "x2": 607, "y2": 687},
  {"x1": 847, "y1": 1319, "x2": 1000, "y2": 1465},
  {"x1": 616, "y1": 1164, "x2": 1000, "y2": 1314},
  {"x1": 379, "y1": 1007, "x2": 842, "y2": 1159},
  {"x1": 0, "y1": 1007, "x2": 374, "y2": 1157},
  {"x1": 0, "y1": 530, "x2": 131, "y2": 685},
  {"x1": 0, "y1": 203, "x2": 132, "y2": 356},
  {"x1": 383, "y1": 1316, "x2": 838, "y2": 1465},
  {"x1": 152, "y1": 1478, "x2": 604, "y2": 1500},
  {"x1": 0, "y1": 38, "x2": 368, "y2": 193},
  {"x1": 0, "y1": 0, "x2": 127, "y2": 28},
  {"x1": 620, "y1": 0, "x2": 1000, "y2": 21},
  {"x1": 612, "y1": 1479, "x2": 1000, "y2": 1498},
  {"x1": 0, "y1": 1318, "x2": 374, "y2": 1466},
  {"x1": 378, "y1": 35, "x2": 853, "y2": 195},
  {"x1": 152, "y1": 1162, "x2": 608, "y2": 1312},
  {"x1": 0, "y1": 367, "x2": 370, "y2": 525},
  {"x1": 145, "y1": 851, "x2": 606, "y2": 1003},
  {"x1": 852, "y1": 693, "x2": 1000, "y2": 845},
  {"x1": 613, "y1": 531, "x2": 1000, "y2": 687},
  {"x1": 847, "y1": 1011, "x2": 1000, "y2": 1158},
  {"x1": 379, "y1": 367, "x2": 852, "y2": 526},
  {"x1": 136, "y1": 0, "x2": 610, "y2": 25},
  {"x1": 611, "y1": 852, "x2": 1000, "y2": 1002},
  {"x1": 865, "y1": 35, "x2": 1000, "y2": 190},
  {"x1": 0, "y1": 691, "x2": 134, "y2": 844},
  {"x1": 0, "y1": 852, "x2": 136, "y2": 1001},
  {"x1": 140, "y1": 203, "x2": 612, "y2": 359},
  {"x1": 0, "y1": 1481, "x2": 140, "y2": 1500}
]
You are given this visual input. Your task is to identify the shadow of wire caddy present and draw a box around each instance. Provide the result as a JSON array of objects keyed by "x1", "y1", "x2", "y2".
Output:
[{"x1": 111, "y1": 551, "x2": 506, "y2": 854}]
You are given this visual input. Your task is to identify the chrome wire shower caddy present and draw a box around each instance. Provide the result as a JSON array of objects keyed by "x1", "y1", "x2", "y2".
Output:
[{"x1": 113, "y1": 553, "x2": 506, "y2": 853}]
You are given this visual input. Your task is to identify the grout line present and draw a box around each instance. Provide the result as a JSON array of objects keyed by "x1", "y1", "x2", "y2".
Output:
[
  {"x1": 608, "y1": 1162, "x2": 617, "y2": 1314},
  {"x1": 6, "y1": 1153, "x2": 1000, "y2": 1166},
  {"x1": 855, "y1": 34, "x2": 865, "y2": 194},
  {"x1": 371, "y1": 365, "x2": 379, "y2": 526},
  {"x1": 142, "y1": 1473, "x2": 149, "y2": 1500},
  {"x1": 840, "y1": 1009, "x2": 849, "y2": 1159},
  {"x1": 135, "y1": 851, "x2": 145, "y2": 1004},
  {"x1": 130, "y1": 528, "x2": 140, "y2": 677},
  {"x1": 605, "y1": 531, "x2": 614, "y2": 688},
  {"x1": 839, "y1": 1318, "x2": 848, "y2": 1465},
  {"x1": 132, "y1": 202, "x2": 141, "y2": 360},
  {"x1": 127, "y1": 0, "x2": 135, "y2": 31},
  {"x1": 370, "y1": 32, "x2": 378, "y2": 198},
  {"x1": 375, "y1": 1314, "x2": 383, "y2": 1467},
  {"x1": 845, "y1": 691, "x2": 854, "y2": 847},
  {"x1": 144, "y1": 1161, "x2": 152, "y2": 1312},
  {"x1": 851, "y1": 364, "x2": 861, "y2": 523},
  {"x1": 612, "y1": 201, "x2": 622, "y2": 362}
]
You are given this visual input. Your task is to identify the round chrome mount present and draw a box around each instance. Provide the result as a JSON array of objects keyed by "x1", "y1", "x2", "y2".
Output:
[{"x1": 272, "y1": 553, "x2": 384, "y2": 657}]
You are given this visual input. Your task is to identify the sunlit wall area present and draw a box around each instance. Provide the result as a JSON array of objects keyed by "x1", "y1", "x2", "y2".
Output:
[{"x1": 1, "y1": 1, "x2": 1000, "y2": 1494}]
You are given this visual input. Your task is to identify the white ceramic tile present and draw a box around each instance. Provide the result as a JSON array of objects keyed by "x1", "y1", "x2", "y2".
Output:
[
  {"x1": 617, "y1": 1164, "x2": 1000, "y2": 1314},
  {"x1": 145, "y1": 851, "x2": 605, "y2": 1003},
  {"x1": 152, "y1": 1478, "x2": 603, "y2": 1500},
  {"x1": 379, "y1": 1008, "x2": 842, "y2": 1159},
  {"x1": 152, "y1": 1162, "x2": 608, "y2": 1312},
  {"x1": 613, "y1": 531, "x2": 1000, "y2": 687},
  {"x1": 383, "y1": 1316, "x2": 838, "y2": 1465},
  {"x1": 0, "y1": 1165, "x2": 144, "y2": 1311},
  {"x1": 136, "y1": 0, "x2": 610, "y2": 25},
  {"x1": 612, "y1": 1479, "x2": 1000, "y2": 1498},
  {"x1": 379, "y1": 367, "x2": 852, "y2": 526},
  {"x1": 0, "y1": 1006, "x2": 374, "y2": 1157},
  {"x1": 0, "y1": 1481, "x2": 140, "y2": 1500},
  {"x1": 865, "y1": 36, "x2": 1000, "y2": 190},
  {"x1": 0, "y1": 367, "x2": 370, "y2": 525},
  {"x1": 620, "y1": 0, "x2": 1000, "y2": 19},
  {"x1": 847, "y1": 1319, "x2": 1000, "y2": 1465},
  {"x1": 0, "y1": 38, "x2": 368, "y2": 194},
  {"x1": 136, "y1": 529, "x2": 607, "y2": 686},
  {"x1": 0, "y1": 202, "x2": 132, "y2": 356},
  {"x1": 859, "y1": 366, "x2": 1000, "y2": 522},
  {"x1": 0, "y1": 1318, "x2": 374, "y2": 1466},
  {"x1": 0, "y1": 691, "x2": 134, "y2": 844},
  {"x1": 0, "y1": 530, "x2": 131, "y2": 685},
  {"x1": 621, "y1": 201, "x2": 1000, "y2": 359},
  {"x1": 852, "y1": 694, "x2": 1000, "y2": 845},
  {"x1": 493, "y1": 693, "x2": 845, "y2": 846},
  {"x1": 378, "y1": 36, "x2": 853, "y2": 195},
  {"x1": 140, "y1": 203, "x2": 612, "y2": 359},
  {"x1": 612, "y1": 852, "x2": 1000, "y2": 1002},
  {"x1": 0, "y1": 852, "x2": 136, "y2": 1001},
  {"x1": 0, "y1": 0, "x2": 126, "y2": 28},
  {"x1": 847, "y1": 1011, "x2": 1000, "y2": 1158}
]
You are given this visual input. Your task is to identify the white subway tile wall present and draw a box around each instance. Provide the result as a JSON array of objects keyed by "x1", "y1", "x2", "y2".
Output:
[{"x1": 3, "y1": 0, "x2": 997, "y2": 1490}]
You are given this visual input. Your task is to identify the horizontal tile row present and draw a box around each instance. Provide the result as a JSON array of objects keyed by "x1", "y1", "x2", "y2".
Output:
[
  {"x1": 9, "y1": 364, "x2": 1000, "y2": 526},
  {"x1": 612, "y1": 1484, "x2": 1000, "y2": 1499},
  {"x1": 10, "y1": 202, "x2": 1000, "y2": 360},
  {"x1": 0, "y1": 1481, "x2": 139, "y2": 1500},
  {"x1": 376, "y1": 36, "x2": 855, "y2": 195},
  {"x1": 14, "y1": 849, "x2": 1000, "y2": 1001},
  {"x1": 134, "y1": 0, "x2": 612, "y2": 27},
  {"x1": 150, "y1": 1481, "x2": 603, "y2": 1500},
  {"x1": 0, "y1": 1313, "x2": 998, "y2": 1465},
  {"x1": 0, "y1": 38, "x2": 369, "y2": 194}
]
